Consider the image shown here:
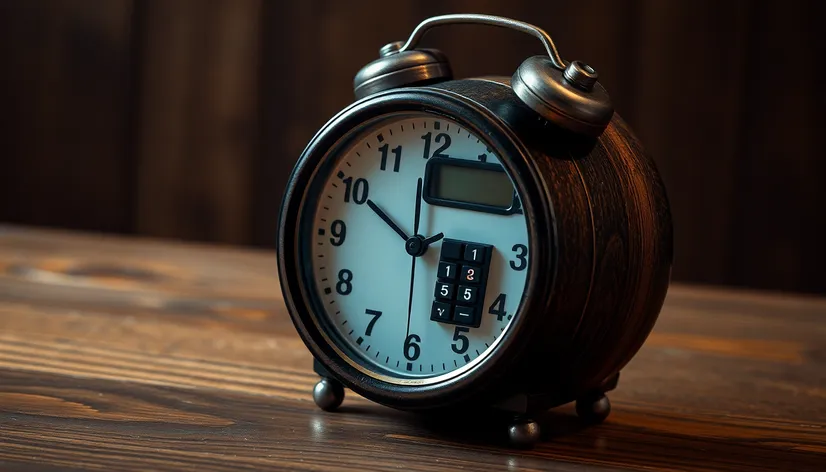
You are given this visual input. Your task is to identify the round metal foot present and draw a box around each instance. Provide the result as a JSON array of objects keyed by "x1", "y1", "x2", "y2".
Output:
[
  {"x1": 313, "y1": 378, "x2": 344, "y2": 411},
  {"x1": 576, "y1": 393, "x2": 611, "y2": 424},
  {"x1": 507, "y1": 418, "x2": 540, "y2": 448}
]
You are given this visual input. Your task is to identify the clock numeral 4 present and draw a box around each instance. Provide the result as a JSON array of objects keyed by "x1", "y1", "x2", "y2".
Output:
[{"x1": 488, "y1": 293, "x2": 507, "y2": 321}]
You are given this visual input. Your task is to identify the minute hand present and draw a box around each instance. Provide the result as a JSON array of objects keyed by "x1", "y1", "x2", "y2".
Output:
[{"x1": 366, "y1": 199, "x2": 409, "y2": 241}]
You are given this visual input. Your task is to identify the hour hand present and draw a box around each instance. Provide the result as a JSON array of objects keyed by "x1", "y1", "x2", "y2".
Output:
[{"x1": 366, "y1": 199, "x2": 409, "y2": 241}]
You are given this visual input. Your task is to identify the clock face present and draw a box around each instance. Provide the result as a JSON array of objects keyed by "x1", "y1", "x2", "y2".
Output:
[{"x1": 304, "y1": 112, "x2": 530, "y2": 382}]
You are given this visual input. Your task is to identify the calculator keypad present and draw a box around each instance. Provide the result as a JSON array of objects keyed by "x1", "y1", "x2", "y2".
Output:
[{"x1": 429, "y1": 238, "x2": 493, "y2": 328}]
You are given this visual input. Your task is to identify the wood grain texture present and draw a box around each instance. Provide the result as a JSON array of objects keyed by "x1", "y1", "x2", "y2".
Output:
[{"x1": 0, "y1": 226, "x2": 824, "y2": 471}]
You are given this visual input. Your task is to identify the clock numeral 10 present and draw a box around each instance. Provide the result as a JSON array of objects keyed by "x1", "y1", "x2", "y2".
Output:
[
  {"x1": 342, "y1": 176, "x2": 369, "y2": 204},
  {"x1": 404, "y1": 334, "x2": 421, "y2": 361},
  {"x1": 378, "y1": 144, "x2": 402, "y2": 172}
]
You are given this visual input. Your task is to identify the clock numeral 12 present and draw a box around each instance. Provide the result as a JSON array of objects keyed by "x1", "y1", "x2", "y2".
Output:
[{"x1": 421, "y1": 132, "x2": 451, "y2": 159}]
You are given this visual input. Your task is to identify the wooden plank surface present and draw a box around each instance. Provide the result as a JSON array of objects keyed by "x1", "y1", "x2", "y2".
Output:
[{"x1": 0, "y1": 226, "x2": 824, "y2": 471}]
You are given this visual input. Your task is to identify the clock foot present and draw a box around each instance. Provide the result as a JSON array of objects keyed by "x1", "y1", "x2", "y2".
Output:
[
  {"x1": 575, "y1": 392, "x2": 611, "y2": 424},
  {"x1": 313, "y1": 377, "x2": 344, "y2": 411},
  {"x1": 507, "y1": 417, "x2": 541, "y2": 448}
]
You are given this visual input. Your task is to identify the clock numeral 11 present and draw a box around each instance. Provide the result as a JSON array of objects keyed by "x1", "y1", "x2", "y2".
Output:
[{"x1": 378, "y1": 144, "x2": 402, "y2": 172}]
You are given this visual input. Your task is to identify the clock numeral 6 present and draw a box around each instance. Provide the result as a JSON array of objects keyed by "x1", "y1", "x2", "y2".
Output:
[
  {"x1": 336, "y1": 269, "x2": 353, "y2": 295},
  {"x1": 510, "y1": 244, "x2": 528, "y2": 271},
  {"x1": 342, "y1": 176, "x2": 369, "y2": 204},
  {"x1": 330, "y1": 220, "x2": 346, "y2": 246},
  {"x1": 451, "y1": 326, "x2": 469, "y2": 354},
  {"x1": 404, "y1": 334, "x2": 421, "y2": 361}
]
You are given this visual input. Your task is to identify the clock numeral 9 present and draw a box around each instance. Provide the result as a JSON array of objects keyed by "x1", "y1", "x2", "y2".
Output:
[
  {"x1": 421, "y1": 132, "x2": 451, "y2": 159},
  {"x1": 336, "y1": 269, "x2": 353, "y2": 295},
  {"x1": 510, "y1": 244, "x2": 528, "y2": 271},
  {"x1": 342, "y1": 177, "x2": 369, "y2": 204},
  {"x1": 404, "y1": 334, "x2": 421, "y2": 361},
  {"x1": 330, "y1": 220, "x2": 346, "y2": 246},
  {"x1": 451, "y1": 326, "x2": 469, "y2": 354},
  {"x1": 379, "y1": 144, "x2": 402, "y2": 172}
]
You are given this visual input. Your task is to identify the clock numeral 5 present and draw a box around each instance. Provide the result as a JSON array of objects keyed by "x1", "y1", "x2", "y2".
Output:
[{"x1": 451, "y1": 326, "x2": 469, "y2": 354}]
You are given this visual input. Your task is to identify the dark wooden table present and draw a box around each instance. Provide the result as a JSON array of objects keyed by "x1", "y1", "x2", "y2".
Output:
[{"x1": 1, "y1": 226, "x2": 824, "y2": 471}]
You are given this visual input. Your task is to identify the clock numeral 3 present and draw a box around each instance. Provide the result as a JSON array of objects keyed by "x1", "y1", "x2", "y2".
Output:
[
  {"x1": 404, "y1": 334, "x2": 421, "y2": 361},
  {"x1": 510, "y1": 244, "x2": 528, "y2": 271},
  {"x1": 336, "y1": 269, "x2": 353, "y2": 295},
  {"x1": 379, "y1": 144, "x2": 402, "y2": 172},
  {"x1": 421, "y1": 132, "x2": 451, "y2": 159},
  {"x1": 342, "y1": 177, "x2": 369, "y2": 204}
]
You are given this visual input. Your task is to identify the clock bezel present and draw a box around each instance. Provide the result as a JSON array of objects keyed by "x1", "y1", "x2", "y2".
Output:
[{"x1": 277, "y1": 86, "x2": 558, "y2": 409}]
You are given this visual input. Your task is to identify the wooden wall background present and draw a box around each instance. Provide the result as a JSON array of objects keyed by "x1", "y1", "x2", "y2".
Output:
[{"x1": 1, "y1": 0, "x2": 824, "y2": 294}]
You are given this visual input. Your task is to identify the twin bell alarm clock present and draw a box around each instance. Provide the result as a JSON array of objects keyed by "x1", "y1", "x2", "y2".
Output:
[{"x1": 277, "y1": 14, "x2": 673, "y2": 447}]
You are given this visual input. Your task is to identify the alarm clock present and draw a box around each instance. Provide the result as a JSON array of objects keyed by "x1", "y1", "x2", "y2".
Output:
[{"x1": 277, "y1": 14, "x2": 672, "y2": 447}]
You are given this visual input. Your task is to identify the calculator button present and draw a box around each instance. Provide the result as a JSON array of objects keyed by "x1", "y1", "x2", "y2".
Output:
[
  {"x1": 463, "y1": 244, "x2": 486, "y2": 264},
  {"x1": 440, "y1": 240, "x2": 463, "y2": 261},
  {"x1": 438, "y1": 261, "x2": 457, "y2": 280},
  {"x1": 434, "y1": 282, "x2": 455, "y2": 301},
  {"x1": 457, "y1": 285, "x2": 478, "y2": 304},
  {"x1": 452, "y1": 305, "x2": 477, "y2": 326},
  {"x1": 460, "y1": 265, "x2": 481, "y2": 285},
  {"x1": 430, "y1": 300, "x2": 451, "y2": 322}
]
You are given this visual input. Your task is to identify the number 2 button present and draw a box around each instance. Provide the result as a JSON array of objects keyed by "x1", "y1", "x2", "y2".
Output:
[{"x1": 461, "y1": 266, "x2": 480, "y2": 284}]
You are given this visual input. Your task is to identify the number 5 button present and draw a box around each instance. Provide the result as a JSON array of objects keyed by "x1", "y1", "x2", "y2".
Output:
[
  {"x1": 461, "y1": 265, "x2": 480, "y2": 284},
  {"x1": 458, "y1": 285, "x2": 477, "y2": 304}
]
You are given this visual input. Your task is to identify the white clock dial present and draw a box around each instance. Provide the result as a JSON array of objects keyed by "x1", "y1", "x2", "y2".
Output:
[{"x1": 308, "y1": 113, "x2": 529, "y2": 380}]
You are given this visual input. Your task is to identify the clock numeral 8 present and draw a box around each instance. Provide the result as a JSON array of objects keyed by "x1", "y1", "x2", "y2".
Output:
[
  {"x1": 336, "y1": 269, "x2": 353, "y2": 295},
  {"x1": 404, "y1": 334, "x2": 421, "y2": 361}
]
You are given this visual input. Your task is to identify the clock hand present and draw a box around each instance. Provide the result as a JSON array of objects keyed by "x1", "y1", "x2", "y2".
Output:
[
  {"x1": 422, "y1": 232, "x2": 444, "y2": 246},
  {"x1": 366, "y1": 199, "x2": 408, "y2": 241},
  {"x1": 405, "y1": 178, "x2": 424, "y2": 338},
  {"x1": 413, "y1": 178, "x2": 423, "y2": 235}
]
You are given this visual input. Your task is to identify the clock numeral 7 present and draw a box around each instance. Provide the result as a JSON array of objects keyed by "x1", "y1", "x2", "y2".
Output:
[{"x1": 364, "y1": 309, "x2": 382, "y2": 336}]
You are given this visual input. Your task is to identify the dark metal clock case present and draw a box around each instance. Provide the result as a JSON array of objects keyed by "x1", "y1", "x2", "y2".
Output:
[{"x1": 276, "y1": 77, "x2": 673, "y2": 416}]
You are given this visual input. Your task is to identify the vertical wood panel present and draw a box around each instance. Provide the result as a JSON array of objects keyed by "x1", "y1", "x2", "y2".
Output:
[
  {"x1": 0, "y1": 0, "x2": 135, "y2": 233},
  {"x1": 729, "y1": 0, "x2": 826, "y2": 292},
  {"x1": 135, "y1": 0, "x2": 261, "y2": 244},
  {"x1": 631, "y1": 0, "x2": 752, "y2": 285}
]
